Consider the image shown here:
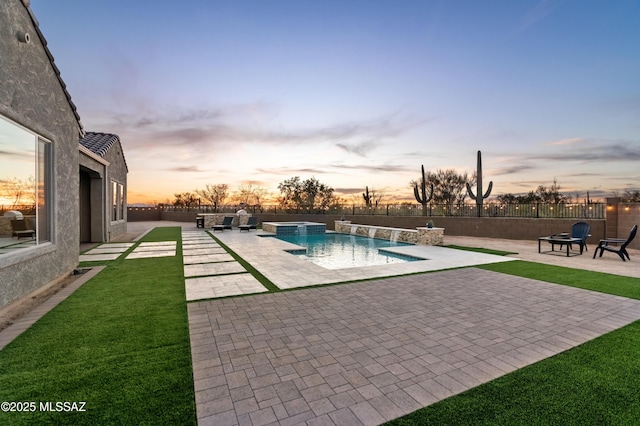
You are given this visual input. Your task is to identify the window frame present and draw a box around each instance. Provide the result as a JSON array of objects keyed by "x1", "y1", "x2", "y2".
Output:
[
  {"x1": 0, "y1": 114, "x2": 54, "y2": 260},
  {"x1": 110, "y1": 179, "x2": 125, "y2": 223}
]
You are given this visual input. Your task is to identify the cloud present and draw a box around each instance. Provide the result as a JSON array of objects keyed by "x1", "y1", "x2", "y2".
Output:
[
  {"x1": 255, "y1": 167, "x2": 329, "y2": 176},
  {"x1": 237, "y1": 179, "x2": 271, "y2": 187},
  {"x1": 491, "y1": 164, "x2": 536, "y2": 176},
  {"x1": 334, "y1": 187, "x2": 365, "y2": 195},
  {"x1": 167, "y1": 165, "x2": 201, "y2": 172},
  {"x1": 336, "y1": 141, "x2": 380, "y2": 157},
  {"x1": 564, "y1": 172, "x2": 603, "y2": 178},
  {"x1": 518, "y1": 0, "x2": 565, "y2": 32},
  {"x1": 535, "y1": 141, "x2": 640, "y2": 162},
  {"x1": 329, "y1": 163, "x2": 412, "y2": 173},
  {"x1": 93, "y1": 104, "x2": 428, "y2": 157},
  {"x1": 548, "y1": 137, "x2": 585, "y2": 146},
  {"x1": 0, "y1": 149, "x2": 31, "y2": 160}
]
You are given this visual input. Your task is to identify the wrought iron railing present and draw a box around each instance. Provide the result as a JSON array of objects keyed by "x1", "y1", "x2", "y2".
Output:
[{"x1": 159, "y1": 202, "x2": 605, "y2": 219}]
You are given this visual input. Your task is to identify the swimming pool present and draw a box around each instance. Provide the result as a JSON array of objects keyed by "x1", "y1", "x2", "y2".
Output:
[{"x1": 275, "y1": 233, "x2": 423, "y2": 269}]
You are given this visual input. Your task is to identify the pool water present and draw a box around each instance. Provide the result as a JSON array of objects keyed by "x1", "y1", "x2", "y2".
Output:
[{"x1": 276, "y1": 233, "x2": 421, "y2": 269}]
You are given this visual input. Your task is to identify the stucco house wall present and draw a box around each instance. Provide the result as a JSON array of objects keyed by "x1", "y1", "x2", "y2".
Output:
[
  {"x1": 0, "y1": 0, "x2": 82, "y2": 308},
  {"x1": 104, "y1": 138, "x2": 128, "y2": 239},
  {"x1": 79, "y1": 133, "x2": 128, "y2": 242}
]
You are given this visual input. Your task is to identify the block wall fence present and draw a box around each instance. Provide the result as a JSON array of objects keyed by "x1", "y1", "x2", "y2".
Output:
[{"x1": 127, "y1": 198, "x2": 639, "y2": 250}]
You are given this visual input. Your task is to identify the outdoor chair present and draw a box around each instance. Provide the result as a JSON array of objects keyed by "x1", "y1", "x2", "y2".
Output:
[
  {"x1": 11, "y1": 219, "x2": 35, "y2": 239},
  {"x1": 212, "y1": 216, "x2": 234, "y2": 232},
  {"x1": 569, "y1": 221, "x2": 591, "y2": 253},
  {"x1": 593, "y1": 224, "x2": 637, "y2": 262},
  {"x1": 538, "y1": 221, "x2": 591, "y2": 256},
  {"x1": 239, "y1": 216, "x2": 258, "y2": 232}
]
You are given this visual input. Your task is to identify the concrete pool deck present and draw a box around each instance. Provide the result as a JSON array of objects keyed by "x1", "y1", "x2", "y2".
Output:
[{"x1": 212, "y1": 230, "x2": 517, "y2": 290}]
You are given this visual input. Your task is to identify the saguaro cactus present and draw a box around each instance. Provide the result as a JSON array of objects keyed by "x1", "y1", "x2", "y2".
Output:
[
  {"x1": 413, "y1": 165, "x2": 434, "y2": 216},
  {"x1": 363, "y1": 186, "x2": 372, "y2": 207},
  {"x1": 466, "y1": 150, "x2": 493, "y2": 217}
]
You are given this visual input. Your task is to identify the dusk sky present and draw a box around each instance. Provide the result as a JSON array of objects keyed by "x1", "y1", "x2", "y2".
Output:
[{"x1": 31, "y1": 0, "x2": 640, "y2": 205}]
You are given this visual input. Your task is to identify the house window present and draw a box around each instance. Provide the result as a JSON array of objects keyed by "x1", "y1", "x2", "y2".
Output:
[
  {"x1": 112, "y1": 180, "x2": 117, "y2": 221},
  {"x1": 0, "y1": 114, "x2": 52, "y2": 255},
  {"x1": 111, "y1": 180, "x2": 124, "y2": 222},
  {"x1": 119, "y1": 183, "x2": 124, "y2": 220},
  {"x1": 37, "y1": 139, "x2": 52, "y2": 242}
]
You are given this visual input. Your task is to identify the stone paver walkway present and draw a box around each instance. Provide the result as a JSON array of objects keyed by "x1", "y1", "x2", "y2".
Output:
[
  {"x1": 182, "y1": 230, "x2": 268, "y2": 301},
  {"x1": 79, "y1": 242, "x2": 134, "y2": 262},
  {"x1": 126, "y1": 241, "x2": 177, "y2": 259},
  {"x1": 189, "y1": 267, "x2": 640, "y2": 426}
]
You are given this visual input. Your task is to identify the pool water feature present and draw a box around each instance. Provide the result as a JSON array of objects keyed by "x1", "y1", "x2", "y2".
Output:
[
  {"x1": 262, "y1": 221, "x2": 326, "y2": 236},
  {"x1": 276, "y1": 233, "x2": 424, "y2": 269}
]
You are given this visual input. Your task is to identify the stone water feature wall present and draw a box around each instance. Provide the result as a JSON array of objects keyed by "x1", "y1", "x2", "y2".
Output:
[{"x1": 334, "y1": 221, "x2": 444, "y2": 246}]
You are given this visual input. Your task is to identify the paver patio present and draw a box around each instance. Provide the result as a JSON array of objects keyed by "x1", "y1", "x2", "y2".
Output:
[{"x1": 189, "y1": 267, "x2": 640, "y2": 425}]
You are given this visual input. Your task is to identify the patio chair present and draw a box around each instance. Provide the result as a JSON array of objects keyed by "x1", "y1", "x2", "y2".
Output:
[
  {"x1": 212, "y1": 216, "x2": 233, "y2": 232},
  {"x1": 11, "y1": 219, "x2": 35, "y2": 239},
  {"x1": 540, "y1": 221, "x2": 591, "y2": 255},
  {"x1": 569, "y1": 221, "x2": 591, "y2": 253},
  {"x1": 593, "y1": 224, "x2": 637, "y2": 261},
  {"x1": 239, "y1": 216, "x2": 258, "y2": 232}
]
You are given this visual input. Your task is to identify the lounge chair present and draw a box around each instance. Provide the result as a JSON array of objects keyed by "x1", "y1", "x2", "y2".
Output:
[
  {"x1": 11, "y1": 219, "x2": 35, "y2": 239},
  {"x1": 593, "y1": 224, "x2": 637, "y2": 261},
  {"x1": 212, "y1": 216, "x2": 233, "y2": 232},
  {"x1": 239, "y1": 216, "x2": 258, "y2": 232}
]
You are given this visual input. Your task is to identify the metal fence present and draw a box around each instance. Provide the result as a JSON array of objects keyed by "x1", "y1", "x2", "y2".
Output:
[{"x1": 160, "y1": 202, "x2": 606, "y2": 219}]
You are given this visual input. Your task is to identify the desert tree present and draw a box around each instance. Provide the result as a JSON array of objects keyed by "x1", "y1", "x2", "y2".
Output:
[
  {"x1": 409, "y1": 168, "x2": 472, "y2": 208},
  {"x1": 172, "y1": 192, "x2": 200, "y2": 208},
  {"x1": 535, "y1": 178, "x2": 571, "y2": 204},
  {"x1": 277, "y1": 176, "x2": 336, "y2": 213},
  {"x1": 0, "y1": 176, "x2": 35, "y2": 210},
  {"x1": 195, "y1": 184, "x2": 229, "y2": 212},
  {"x1": 232, "y1": 182, "x2": 269, "y2": 208},
  {"x1": 622, "y1": 190, "x2": 640, "y2": 202}
]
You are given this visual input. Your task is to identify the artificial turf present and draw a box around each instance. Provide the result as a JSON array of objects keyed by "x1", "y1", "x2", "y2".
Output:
[
  {"x1": 445, "y1": 244, "x2": 517, "y2": 257},
  {"x1": 480, "y1": 260, "x2": 640, "y2": 300},
  {"x1": 0, "y1": 227, "x2": 196, "y2": 425},
  {"x1": 387, "y1": 320, "x2": 640, "y2": 425}
]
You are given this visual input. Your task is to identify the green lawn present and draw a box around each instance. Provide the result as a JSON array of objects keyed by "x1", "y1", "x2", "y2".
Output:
[
  {"x1": 445, "y1": 244, "x2": 517, "y2": 257},
  {"x1": 0, "y1": 227, "x2": 195, "y2": 425},
  {"x1": 387, "y1": 260, "x2": 640, "y2": 425}
]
